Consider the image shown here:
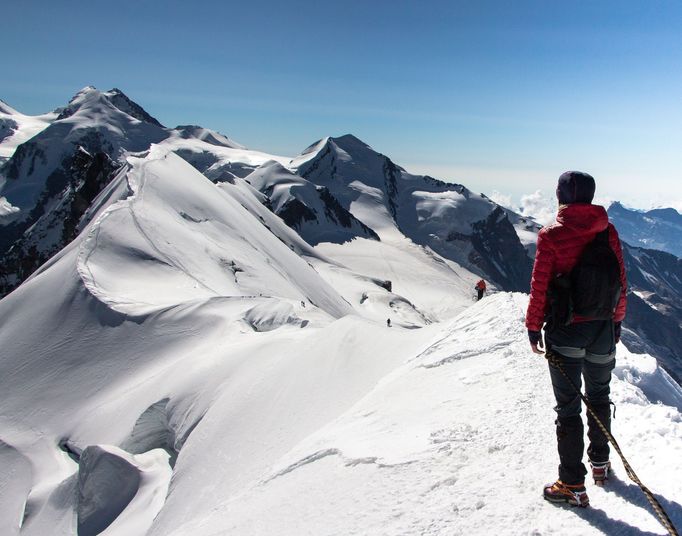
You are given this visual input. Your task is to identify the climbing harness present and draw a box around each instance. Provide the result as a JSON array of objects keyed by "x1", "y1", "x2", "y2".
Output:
[{"x1": 545, "y1": 350, "x2": 679, "y2": 536}]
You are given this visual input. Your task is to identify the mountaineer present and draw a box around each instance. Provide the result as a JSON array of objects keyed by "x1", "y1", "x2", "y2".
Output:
[
  {"x1": 526, "y1": 171, "x2": 627, "y2": 507},
  {"x1": 475, "y1": 279, "x2": 486, "y2": 301}
]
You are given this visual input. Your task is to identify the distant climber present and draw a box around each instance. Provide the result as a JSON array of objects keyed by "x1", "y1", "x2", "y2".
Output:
[
  {"x1": 526, "y1": 171, "x2": 627, "y2": 507},
  {"x1": 301, "y1": 300, "x2": 306, "y2": 308},
  {"x1": 474, "y1": 279, "x2": 486, "y2": 301},
  {"x1": 386, "y1": 318, "x2": 391, "y2": 328}
]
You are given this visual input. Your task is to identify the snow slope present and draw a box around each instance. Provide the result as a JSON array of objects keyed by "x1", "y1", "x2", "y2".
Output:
[
  {"x1": 0, "y1": 99, "x2": 55, "y2": 167},
  {"x1": 0, "y1": 100, "x2": 680, "y2": 536},
  {"x1": 77, "y1": 146, "x2": 350, "y2": 317},
  {"x1": 155, "y1": 293, "x2": 682, "y2": 536},
  {"x1": 3, "y1": 269, "x2": 680, "y2": 535}
]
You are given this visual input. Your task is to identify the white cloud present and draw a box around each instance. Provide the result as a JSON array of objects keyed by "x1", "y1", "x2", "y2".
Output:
[
  {"x1": 519, "y1": 190, "x2": 556, "y2": 226},
  {"x1": 488, "y1": 190, "x2": 513, "y2": 209}
]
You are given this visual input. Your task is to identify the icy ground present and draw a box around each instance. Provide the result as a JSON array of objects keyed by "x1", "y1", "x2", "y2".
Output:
[{"x1": 0, "y1": 146, "x2": 680, "y2": 536}]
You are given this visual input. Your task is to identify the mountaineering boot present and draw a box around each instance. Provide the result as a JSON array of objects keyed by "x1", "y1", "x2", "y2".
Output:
[
  {"x1": 589, "y1": 460, "x2": 611, "y2": 486},
  {"x1": 543, "y1": 480, "x2": 589, "y2": 507}
]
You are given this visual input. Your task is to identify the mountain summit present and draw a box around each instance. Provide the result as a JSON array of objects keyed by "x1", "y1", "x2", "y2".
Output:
[
  {"x1": 291, "y1": 134, "x2": 534, "y2": 291},
  {"x1": 55, "y1": 86, "x2": 164, "y2": 127}
]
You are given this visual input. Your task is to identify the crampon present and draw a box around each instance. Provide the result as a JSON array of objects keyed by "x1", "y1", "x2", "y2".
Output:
[
  {"x1": 543, "y1": 480, "x2": 589, "y2": 507},
  {"x1": 590, "y1": 460, "x2": 611, "y2": 486}
]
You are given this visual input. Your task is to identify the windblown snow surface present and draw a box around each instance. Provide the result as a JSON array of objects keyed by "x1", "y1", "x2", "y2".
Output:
[{"x1": 1, "y1": 146, "x2": 681, "y2": 536}]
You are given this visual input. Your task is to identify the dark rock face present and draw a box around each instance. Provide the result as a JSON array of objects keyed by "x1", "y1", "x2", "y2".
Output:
[
  {"x1": 272, "y1": 186, "x2": 379, "y2": 245},
  {"x1": 0, "y1": 148, "x2": 118, "y2": 297},
  {"x1": 297, "y1": 141, "x2": 336, "y2": 183},
  {"x1": 620, "y1": 244, "x2": 682, "y2": 382},
  {"x1": 318, "y1": 187, "x2": 379, "y2": 241},
  {"x1": 0, "y1": 117, "x2": 17, "y2": 143},
  {"x1": 383, "y1": 158, "x2": 400, "y2": 219},
  {"x1": 4, "y1": 141, "x2": 48, "y2": 182},
  {"x1": 279, "y1": 198, "x2": 317, "y2": 229},
  {"x1": 468, "y1": 207, "x2": 533, "y2": 292}
]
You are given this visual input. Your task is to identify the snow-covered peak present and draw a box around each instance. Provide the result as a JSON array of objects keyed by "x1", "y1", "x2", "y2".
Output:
[
  {"x1": 291, "y1": 134, "x2": 402, "y2": 181},
  {"x1": 172, "y1": 125, "x2": 245, "y2": 149},
  {"x1": 331, "y1": 133, "x2": 378, "y2": 153},
  {"x1": 102, "y1": 88, "x2": 164, "y2": 127},
  {"x1": 0, "y1": 99, "x2": 57, "y2": 165},
  {"x1": 289, "y1": 133, "x2": 534, "y2": 290},
  {"x1": 56, "y1": 86, "x2": 164, "y2": 127},
  {"x1": 0, "y1": 98, "x2": 20, "y2": 116},
  {"x1": 247, "y1": 160, "x2": 307, "y2": 191},
  {"x1": 0, "y1": 87, "x2": 169, "y2": 221}
]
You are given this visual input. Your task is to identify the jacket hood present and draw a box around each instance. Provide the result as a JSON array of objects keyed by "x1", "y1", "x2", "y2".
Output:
[{"x1": 555, "y1": 203, "x2": 609, "y2": 235}]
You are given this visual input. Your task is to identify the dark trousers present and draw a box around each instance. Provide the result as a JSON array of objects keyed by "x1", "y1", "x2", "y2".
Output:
[
  {"x1": 545, "y1": 320, "x2": 616, "y2": 485},
  {"x1": 476, "y1": 289, "x2": 484, "y2": 301}
]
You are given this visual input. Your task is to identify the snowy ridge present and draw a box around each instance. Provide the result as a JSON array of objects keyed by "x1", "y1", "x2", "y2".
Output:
[
  {"x1": 76, "y1": 145, "x2": 352, "y2": 318},
  {"x1": 173, "y1": 125, "x2": 246, "y2": 150},
  {"x1": 164, "y1": 293, "x2": 682, "y2": 536},
  {"x1": 1, "y1": 253, "x2": 681, "y2": 535},
  {"x1": 75, "y1": 159, "x2": 140, "y2": 312},
  {"x1": 164, "y1": 130, "x2": 288, "y2": 183}
]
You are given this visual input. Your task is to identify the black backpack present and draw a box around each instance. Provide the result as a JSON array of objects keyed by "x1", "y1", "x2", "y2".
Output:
[{"x1": 549, "y1": 228, "x2": 622, "y2": 325}]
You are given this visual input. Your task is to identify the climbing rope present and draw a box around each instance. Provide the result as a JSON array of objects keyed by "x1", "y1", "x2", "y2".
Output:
[{"x1": 545, "y1": 350, "x2": 679, "y2": 536}]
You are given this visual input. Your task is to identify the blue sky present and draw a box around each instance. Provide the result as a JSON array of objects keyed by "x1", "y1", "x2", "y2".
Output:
[{"x1": 3, "y1": 0, "x2": 681, "y2": 209}]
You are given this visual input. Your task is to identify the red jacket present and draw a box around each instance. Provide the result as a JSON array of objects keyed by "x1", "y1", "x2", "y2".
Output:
[{"x1": 525, "y1": 204, "x2": 627, "y2": 332}]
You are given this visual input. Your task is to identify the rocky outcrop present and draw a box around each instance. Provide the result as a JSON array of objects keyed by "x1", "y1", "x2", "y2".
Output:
[
  {"x1": 0, "y1": 147, "x2": 118, "y2": 297},
  {"x1": 468, "y1": 207, "x2": 533, "y2": 292}
]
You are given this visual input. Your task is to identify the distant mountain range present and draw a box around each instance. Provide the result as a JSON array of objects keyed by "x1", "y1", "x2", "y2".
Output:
[
  {"x1": 0, "y1": 87, "x2": 537, "y2": 299},
  {"x1": 0, "y1": 87, "x2": 680, "y2": 380},
  {"x1": 608, "y1": 201, "x2": 682, "y2": 258}
]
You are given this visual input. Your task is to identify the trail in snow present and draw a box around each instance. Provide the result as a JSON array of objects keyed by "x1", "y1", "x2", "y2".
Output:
[
  {"x1": 173, "y1": 294, "x2": 682, "y2": 536},
  {"x1": 76, "y1": 146, "x2": 352, "y2": 318}
]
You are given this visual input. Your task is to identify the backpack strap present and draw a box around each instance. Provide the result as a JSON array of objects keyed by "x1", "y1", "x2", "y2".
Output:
[{"x1": 596, "y1": 227, "x2": 610, "y2": 242}]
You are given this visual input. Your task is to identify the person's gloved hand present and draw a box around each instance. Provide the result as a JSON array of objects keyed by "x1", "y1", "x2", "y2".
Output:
[
  {"x1": 614, "y1": 321, "x2": 622, "y2": 343},
  {"x1": 529, "y1": 330, "x2": 544, "y2": 354}
]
